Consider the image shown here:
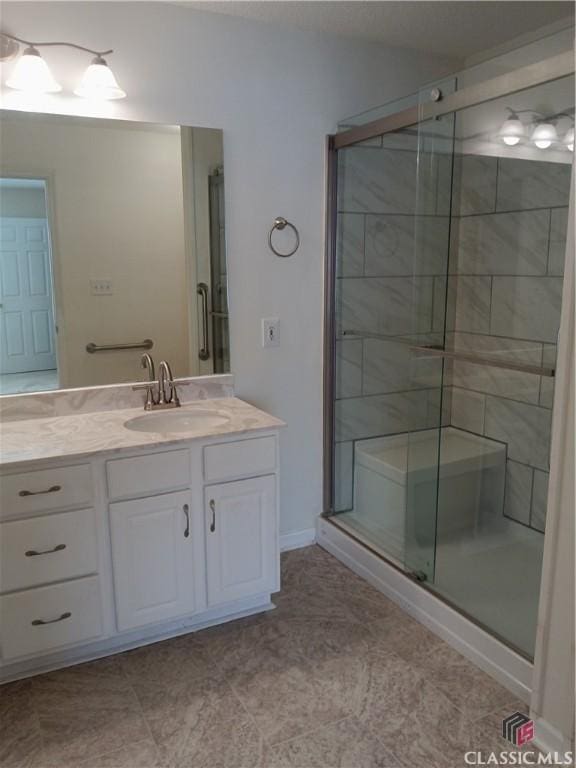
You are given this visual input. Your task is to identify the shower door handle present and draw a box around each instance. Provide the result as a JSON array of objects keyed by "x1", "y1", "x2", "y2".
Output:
[{"x1": 197, "y1": 282, "x2": 210, "y2": 361}]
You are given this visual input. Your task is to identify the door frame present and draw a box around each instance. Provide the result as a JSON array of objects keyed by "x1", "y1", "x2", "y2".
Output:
[{"x1": 0, "y1": 169, "x2": 65, "y2": 390}]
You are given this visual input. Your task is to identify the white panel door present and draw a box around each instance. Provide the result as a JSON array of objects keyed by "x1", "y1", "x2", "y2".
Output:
[
  {"x1": 110, "y1": 490, "x2": 196, "y2": 631},
  {"x1": 0, "y1": 217, "x2": 56, "y2": 374},
  {"x1": 205, "y1": 475, "x2": 277, "y2": 606}
]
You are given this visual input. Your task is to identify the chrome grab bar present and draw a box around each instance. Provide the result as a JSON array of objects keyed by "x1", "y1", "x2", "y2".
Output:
[
  {"x1": 411, "y1": 346, "x2": 555, "y2": 378},
  {"x1": 197, "y1": 282, "x2": 210, "y2": 361},
  {"x1": 86, "y1": 339, "x2": 153, "y2": 354}
]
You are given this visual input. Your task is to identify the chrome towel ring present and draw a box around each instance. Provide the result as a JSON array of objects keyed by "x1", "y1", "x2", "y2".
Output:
[{"x1": 269, "y1": 217, "x2": 300, "y2": 257}]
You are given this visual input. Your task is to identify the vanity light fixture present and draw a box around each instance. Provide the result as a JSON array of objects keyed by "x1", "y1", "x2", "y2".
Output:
[
  {"x1": 530, "y1": 121, "x2": 558, "y2": 150},
  {"x1": 498, "y1": 109, "x2": 525, "y2": 146},
  {"x1": 74, "y1": 56, "x2": 126, "y2": 100},
  {"x1": 1, "y1": 31, "x2": 126, "y2": 99},
  {"x1": 5, "y1": 44, "x2": 62, "y2": 93},
  {"x1": 499, "y1": 108, "x2": 574, "y2": 152}
]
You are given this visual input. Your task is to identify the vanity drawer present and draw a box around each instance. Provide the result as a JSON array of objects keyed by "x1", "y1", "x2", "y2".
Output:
[
  {"x1": 0, "y1": 508, "x2": 98, "y2": 593},
  {"x1": 0, "y1": 576, "x2": 103, "y2": 660},
  {"x1": 203, "y1": 436, "x2": 277, "y2": 483},
  {"x1": 0, "y1": 464, "x2": 93, "y2": 520},
  {"x1": 106, "y1": 449, "x2": 190, "y2": 500}
]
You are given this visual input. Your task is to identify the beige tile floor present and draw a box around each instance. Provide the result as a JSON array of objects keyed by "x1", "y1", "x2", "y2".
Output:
[{"x1": 1, "y1": 546, "x2": 530, "y2": 768}]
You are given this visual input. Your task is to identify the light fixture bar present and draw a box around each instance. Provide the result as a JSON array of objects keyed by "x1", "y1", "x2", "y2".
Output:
[{"x1": 1, "y1": 31, "x2": 113, "y2": 58}]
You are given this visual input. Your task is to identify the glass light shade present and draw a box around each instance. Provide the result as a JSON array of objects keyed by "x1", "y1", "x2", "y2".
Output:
[
  {"x1": 5, "y1": 46, "x2": 62, "y2": 93},
  {"x1": 499, "y1": 116, "x2": 524, "y2": 146},
  {"x1": 564, "y1": 126, "x2": 574, "y2": 152},
  {"x1": 531, "y1": 122, "x2": 557, "y2": 150},
  {"x1": 74, "y1": 56, "x2": 126, "y2": 100}
]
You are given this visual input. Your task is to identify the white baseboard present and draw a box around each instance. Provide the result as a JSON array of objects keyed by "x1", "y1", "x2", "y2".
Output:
[
  {"x1": 280, "y1": 527, "x2": 316, "y2": 552},
  {"x1": 532, "y1": 716, "x2": 574, "y2": 758},
  {"x1": 317, "y1": 517, "x2": 533, "y2": 703}
]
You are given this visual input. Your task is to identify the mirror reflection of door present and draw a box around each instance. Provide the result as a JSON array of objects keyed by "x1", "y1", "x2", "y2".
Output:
[{"x1": 0, "y1": 179, "x2": 58, "y2": 394}]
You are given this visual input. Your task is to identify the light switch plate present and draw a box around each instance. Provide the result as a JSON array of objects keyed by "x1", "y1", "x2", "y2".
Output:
[
  {"x1": 262, "y1": 317, "x2": 280, "y2": 348},
  {"x1": 90, "y1": 280, "x2": 113, "y2": 296}
]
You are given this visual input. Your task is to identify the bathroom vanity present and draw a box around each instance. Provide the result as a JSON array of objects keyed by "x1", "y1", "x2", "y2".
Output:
[{"x1": 0, "y1": 385, "x2": 284, "y2": 682}]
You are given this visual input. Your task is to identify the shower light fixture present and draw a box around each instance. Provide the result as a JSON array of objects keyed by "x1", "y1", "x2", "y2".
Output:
[
  {"x1": 499, "y1": 110, "x2": 525, "y2": 146},
  {"x1": 1, "y1": 31, "x2": 126, "y2": 99},
  {"x1": 530, "y1": 121, "x2": 558, "y2": 150},
  {"x1": 564, "y1": 126, "x2": 574, "y2": 152}
]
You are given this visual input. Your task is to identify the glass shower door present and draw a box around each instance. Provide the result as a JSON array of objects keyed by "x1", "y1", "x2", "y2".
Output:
[
  {"x1": 330, "y1": 67, "x2": 573, "y2": 660},
  {"x1": 403, "y1": 110, "x2": 455, "y2": 583},
  {"x1": 429, "y1": 74, "x2": 574, "y2": 657},
  {"x1": 332, "y1": 107, "x2": 454, "y2": 579}
]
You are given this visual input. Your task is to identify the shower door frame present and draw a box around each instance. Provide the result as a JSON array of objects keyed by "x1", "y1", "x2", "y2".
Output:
[{"x1": 323, "y1": 48, "x2": 574, "y2": 522}]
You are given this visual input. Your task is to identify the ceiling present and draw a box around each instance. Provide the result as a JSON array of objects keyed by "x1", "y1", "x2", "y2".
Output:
[{"x1": 180, "y1": 1, "x2": 574, "y2": 59}]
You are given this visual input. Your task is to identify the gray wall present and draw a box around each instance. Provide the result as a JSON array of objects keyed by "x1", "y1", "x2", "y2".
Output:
[{"x1": 447, "y1": 154, "x2": 571, "y2": 533}]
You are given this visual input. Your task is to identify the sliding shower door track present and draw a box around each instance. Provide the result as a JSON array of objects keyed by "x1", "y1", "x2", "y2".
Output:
[{"x1": 333, "y1": 50, "x2": 573, "y2": 149}]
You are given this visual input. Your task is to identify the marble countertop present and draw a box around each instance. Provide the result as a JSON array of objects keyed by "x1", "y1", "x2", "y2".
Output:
[{"x1": 0, "y1": 397, "x2": 285, "y2": 469}]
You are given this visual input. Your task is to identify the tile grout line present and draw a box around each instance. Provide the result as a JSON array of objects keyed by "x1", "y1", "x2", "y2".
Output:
[
  {"x1": 25, "y1": 678, "x2": 47, "y2": 766},
  {"x1": 545, "y1": 206, "x2": 553, "y2": 276},
  {"x1": 116, "y1": 656, "x2": 164, "y2": 763},
  {"x1": 264, "y1": 714, "x2": 353, "y2": 750}
]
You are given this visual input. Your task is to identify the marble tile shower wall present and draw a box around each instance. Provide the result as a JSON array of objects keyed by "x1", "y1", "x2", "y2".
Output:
[
  {"x1": 447, "y1": 154, "x2": 571, "y2": 533},
  {"x1": 334, "y1": 140, "x2": 452, "y2": 511}
]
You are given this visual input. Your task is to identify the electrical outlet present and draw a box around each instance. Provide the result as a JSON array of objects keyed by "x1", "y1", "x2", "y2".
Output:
[
  {"x1": 262, "y1": 317, "x2": 280, "y2": 348},
  {"x1": 90, "y1": 279, "x2": 113, "y2": 296}
]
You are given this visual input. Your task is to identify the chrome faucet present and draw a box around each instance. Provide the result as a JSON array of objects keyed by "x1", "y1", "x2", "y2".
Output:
[
  {"x1": 158, "y1": 360, "x2": 180, "y2": 408},
  {"x1": 140, "y1": 354, "x2": 156, "y2": 410},
  {"x1": 132, "y1": 355, "x2": 181, "y2": 410}
]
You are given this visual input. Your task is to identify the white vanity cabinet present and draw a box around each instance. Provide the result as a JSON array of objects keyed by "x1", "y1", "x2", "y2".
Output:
[
  {"x1": 205, "y1": 475, "x2": 277, "y2": 606},
  {"x1": 110, "y1": 490, "x2": 196, "y2": 631},
  {"x1": 0, "y1": 429, "x2": 280, "y2": 682}
]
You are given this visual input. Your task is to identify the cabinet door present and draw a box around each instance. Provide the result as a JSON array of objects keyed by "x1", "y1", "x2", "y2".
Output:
[
  {"x1": 110, "y1": 490, "x2": 195, "y2": 631},
  {"x1": 205, "y1": 475, "x2": 277, "y2": 606}
]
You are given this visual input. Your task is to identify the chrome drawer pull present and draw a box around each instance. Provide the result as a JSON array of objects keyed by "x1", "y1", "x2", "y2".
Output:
[
  {"x1": 31, "y1": 611, "x2": 72, "y2": 626},
  {"x1": 183, "y1": 504, "x2": 190, "y2": 538},
  {"x1": 19, "y1": 485, "x2": 62, "y2": 497},
  {"x1": 25, "y1": 544, "x2": 67, "y2": 557},
  {"x1": 209, "y1": 499, "x2": 216, "y2": 533}
]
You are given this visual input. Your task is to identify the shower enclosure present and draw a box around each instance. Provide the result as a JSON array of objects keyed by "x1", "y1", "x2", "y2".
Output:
[{"x1": 323, "y1": 52, "x2": 574, "y2": 660}]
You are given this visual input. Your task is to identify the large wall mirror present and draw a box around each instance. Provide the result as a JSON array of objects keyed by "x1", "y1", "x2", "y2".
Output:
[{"x1": 0, "y1": 110, "x2": 229, "y2": 395}]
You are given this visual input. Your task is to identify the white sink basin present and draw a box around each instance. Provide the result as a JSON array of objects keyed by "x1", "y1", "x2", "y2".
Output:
[{"x1": 124, "y1": 408, "x2": 231, "y2": 434}]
